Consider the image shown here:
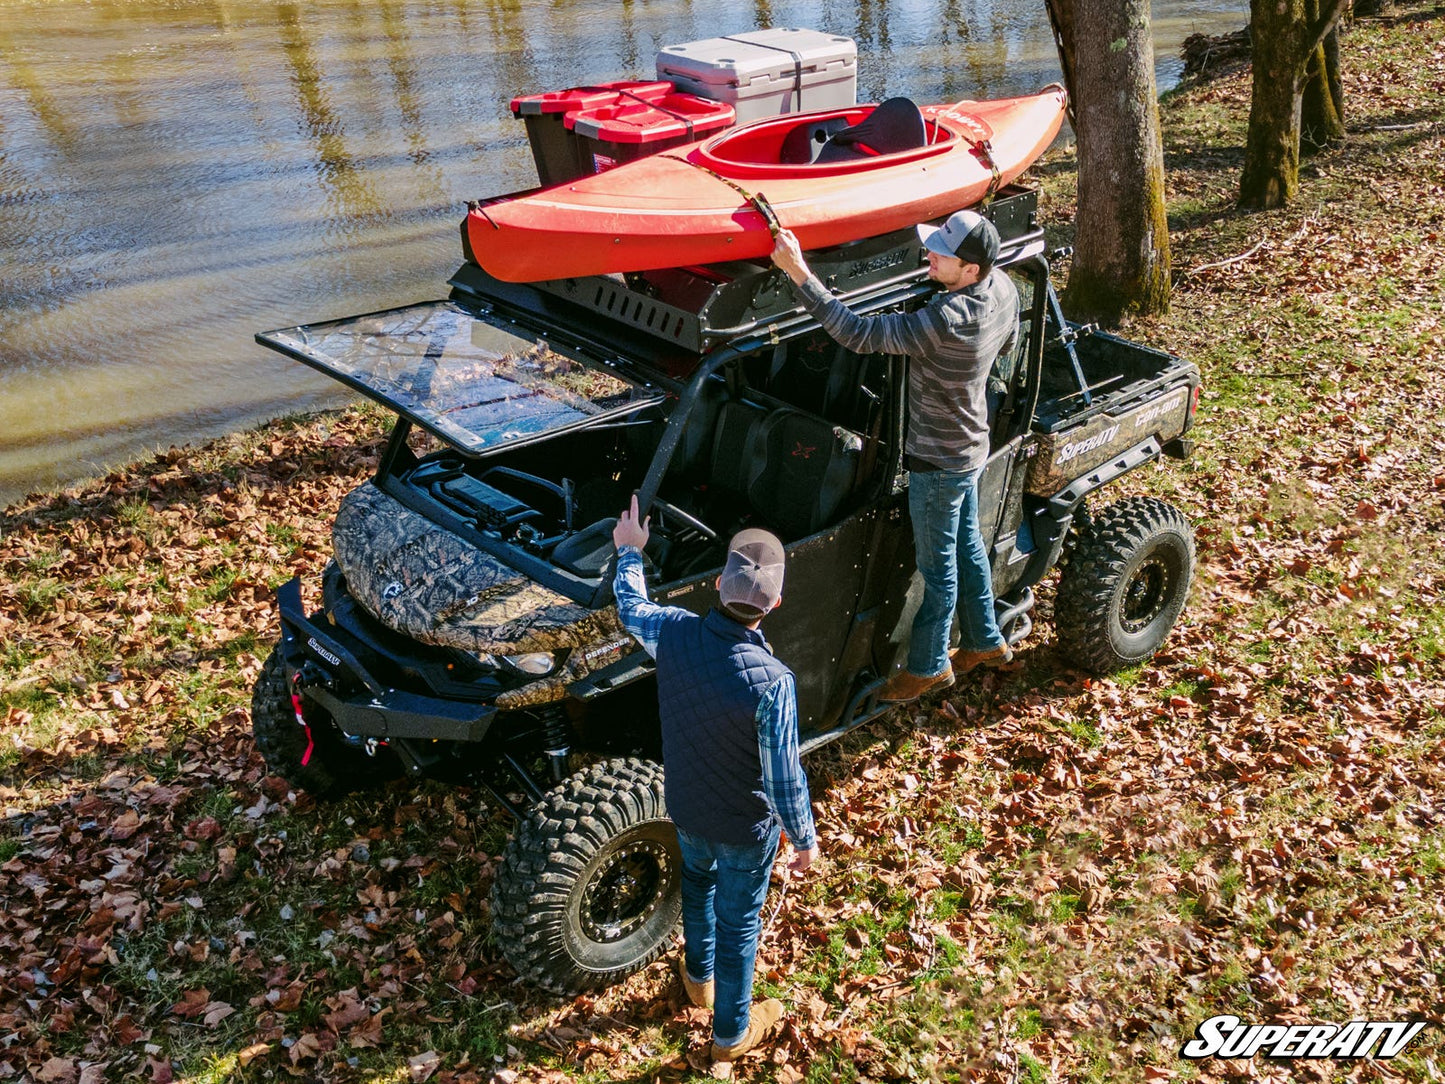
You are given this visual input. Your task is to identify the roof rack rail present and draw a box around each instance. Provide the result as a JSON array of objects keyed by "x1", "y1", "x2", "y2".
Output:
[{"x1": 450, "y1": 185, "x2": 1040, "y2": 352}]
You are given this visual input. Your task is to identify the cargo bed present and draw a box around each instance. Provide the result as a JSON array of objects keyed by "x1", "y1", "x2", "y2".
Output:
[{"x1": 1025, "y1": 325, "x2": 1199, "y2": 496}]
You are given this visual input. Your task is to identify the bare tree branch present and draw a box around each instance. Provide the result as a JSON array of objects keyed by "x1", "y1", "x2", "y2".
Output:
[{"x1": 1306, "y1": 0, "x2": 1352, "y2": 54}]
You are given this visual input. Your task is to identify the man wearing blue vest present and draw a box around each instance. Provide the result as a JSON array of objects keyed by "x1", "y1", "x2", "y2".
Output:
[
  {"x1": 612, "y1": 495, "x2": 818, "y2": 1067},
  {"x1": 772, "y1": 210, "x2": 1017, "y2": 703}
]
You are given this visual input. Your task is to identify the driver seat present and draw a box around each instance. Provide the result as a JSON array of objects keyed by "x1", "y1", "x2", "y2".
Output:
[{"x1": 711, "y1": 403, "x2": 861, "y2": 541}]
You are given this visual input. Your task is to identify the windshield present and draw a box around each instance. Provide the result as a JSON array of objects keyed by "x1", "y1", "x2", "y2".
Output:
[{"x1": 258, "y1": 300, "x2": 661, "y2": 454}]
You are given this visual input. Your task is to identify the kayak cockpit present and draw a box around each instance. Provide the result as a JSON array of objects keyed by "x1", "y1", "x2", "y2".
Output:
[{"x1": 696, "y1": 99, "x2": 957, "y2": 177}]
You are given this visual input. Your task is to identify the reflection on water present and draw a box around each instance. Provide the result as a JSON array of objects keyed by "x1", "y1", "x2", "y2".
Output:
[{"x1": 0, "y1": 0, "x2": 1246, "y2": 507}]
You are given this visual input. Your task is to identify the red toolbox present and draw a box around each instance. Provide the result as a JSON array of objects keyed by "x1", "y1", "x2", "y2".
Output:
[
  {"x1": 566, "y1": 93, "x2": 736, "y2": 172},
  {"x1": 510, "y1": 81, "x2": 673, "y2": 186}
]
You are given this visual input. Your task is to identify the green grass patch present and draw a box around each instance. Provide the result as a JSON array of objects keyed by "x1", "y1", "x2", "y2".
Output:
[
  {"x1": 265, "y1": 523, "x2": 303, "y2": 555},
  {"x1": 117, "y1": 496, "x2": 153, "y2": 529},
  {"x1": 805, "y1": 1051, "x2": 862, "y2": 1084},
  {"x1": 1062, "y1": 717, "x2": 1104, "y2": 748},
  {"x1": 13, "y1": 577, "x2": 66, "y2": 614},
  {"x1": 1017, "y1": 1051, "x2": 1047, "y2": 1083}
]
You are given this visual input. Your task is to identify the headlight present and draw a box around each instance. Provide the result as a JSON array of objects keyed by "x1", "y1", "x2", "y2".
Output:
[{"x1": 500, "y1": 652, "x2": 558, "y2": 676}]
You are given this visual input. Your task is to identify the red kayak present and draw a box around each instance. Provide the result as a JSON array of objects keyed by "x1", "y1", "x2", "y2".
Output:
[{"x1": 465, "y1": 86, "x2": 1067, "y2": 283}]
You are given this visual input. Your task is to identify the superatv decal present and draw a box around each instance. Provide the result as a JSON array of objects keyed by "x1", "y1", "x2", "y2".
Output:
[
  {"x1": 1055, "y1": 425, "x2": 1120, "y2": 466},
  {"x1": 306, "y1": 638, "x2": 342, "y2": 668}
]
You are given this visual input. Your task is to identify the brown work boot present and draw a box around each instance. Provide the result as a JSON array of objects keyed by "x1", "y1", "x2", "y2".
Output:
[
  {"x1": 949, "y1": 644, "x2": 1014, "y2": 674},
  {"x1": 681, "y1": 968, "x2": 714, "y2": 1009},
  {"x1": 878, "y1": 665, "x2": 955, "y2": 703},
  {"x1": 710, "y1": 998, "x2": 784, "y2": 1063}
]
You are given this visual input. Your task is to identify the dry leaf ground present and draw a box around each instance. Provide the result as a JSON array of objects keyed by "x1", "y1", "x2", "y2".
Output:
[{"x1": 3, "y1": 5, "x2": 1443, "y2": 1082}]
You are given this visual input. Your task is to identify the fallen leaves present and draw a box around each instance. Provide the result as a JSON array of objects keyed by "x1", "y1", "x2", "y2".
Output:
[
  {"x1": 409, "y1": 1050, "x2": 442, "y2": 1082},
  {"x1": 236, "y1": 1042, "x2": 271, "y2": 1066},
  {"x1": 2, "y1": 9, "x2": 1445, "y2": 1084}
]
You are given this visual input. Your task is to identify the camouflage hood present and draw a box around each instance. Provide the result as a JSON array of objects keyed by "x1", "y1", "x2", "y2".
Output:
[{"x1": 332, "y1": 482, "x2": 622, "y2": 655}]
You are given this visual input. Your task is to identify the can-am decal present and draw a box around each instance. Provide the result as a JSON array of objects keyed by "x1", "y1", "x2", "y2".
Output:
[
  {"x1": 1055, "y1": 425, "x2": 1120, "y2": 466},
  {"x1": 1129, "y1": 388, "x2": 1188, "y2": 432}
]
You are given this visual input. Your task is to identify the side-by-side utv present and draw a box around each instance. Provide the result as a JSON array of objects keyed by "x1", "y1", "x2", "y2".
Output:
[{"x1": 252, "y1": 185, "x2": 1200, "y2": 993}]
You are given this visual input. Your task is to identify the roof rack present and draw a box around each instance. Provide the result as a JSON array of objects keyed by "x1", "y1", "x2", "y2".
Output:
[{"x1": 450, "y1": 185, "x2": 1040, "y2": 353}]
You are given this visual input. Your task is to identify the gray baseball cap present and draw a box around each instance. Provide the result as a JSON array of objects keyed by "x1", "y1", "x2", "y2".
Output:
[
  {"x1": 718, "y1": 528, "x2": 785, "y2": 619},
  {"x1": 919, "y1": 208, "x2": 1001, "y2": 269}
]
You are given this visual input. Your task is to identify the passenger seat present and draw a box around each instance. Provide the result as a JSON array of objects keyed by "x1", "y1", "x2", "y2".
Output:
[{"x1": 710, "y1": 400, "x2": 769, "y2": 496}]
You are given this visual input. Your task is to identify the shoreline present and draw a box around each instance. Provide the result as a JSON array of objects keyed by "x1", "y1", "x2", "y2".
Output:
[{"x1": 0, "y1": 18, "x2": 1256, "y2": 515}]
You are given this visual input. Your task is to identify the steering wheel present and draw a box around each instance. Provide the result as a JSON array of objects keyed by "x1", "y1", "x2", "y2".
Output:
[{"x1": 649, "y1": 497, "x2": 717, "y2": 540}]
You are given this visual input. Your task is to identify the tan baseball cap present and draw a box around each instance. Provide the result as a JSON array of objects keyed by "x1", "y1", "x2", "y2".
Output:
[{"x1": 718, "y1": 528, "x2": 785, "y2": 619}]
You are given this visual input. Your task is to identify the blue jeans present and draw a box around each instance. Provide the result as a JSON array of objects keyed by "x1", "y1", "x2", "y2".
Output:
[
  {"x1": 905, "y1": 466, "x2": 1005, "y2": 677},
  {"x1": 675, "y1": 822, "x2": 780, "y2": 1047}
]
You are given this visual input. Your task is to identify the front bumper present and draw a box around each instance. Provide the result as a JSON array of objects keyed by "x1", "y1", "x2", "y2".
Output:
[{"x1": 275, "y1": 577, "x2": 499, "y2": 743}]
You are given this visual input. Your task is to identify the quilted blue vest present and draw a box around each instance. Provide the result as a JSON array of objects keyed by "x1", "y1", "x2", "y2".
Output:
[{"x1": 656, "y1": 608, "x2": 791, "y2": 845}]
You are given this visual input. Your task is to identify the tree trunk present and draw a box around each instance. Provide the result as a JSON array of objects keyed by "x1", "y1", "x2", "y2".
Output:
[
  {"x1": 1302, "y1": 19, "x2": 1345, "y2": 152},
  {"x1": 1239, "y1": 0, "x2": 1350, "y2": 208},
  {"x1": 1049, "y1": 0, "x2": 1171, "y2": 323},
  {"x1": 1240, "y1": 2, "x2": 1306, "y2": 209}
]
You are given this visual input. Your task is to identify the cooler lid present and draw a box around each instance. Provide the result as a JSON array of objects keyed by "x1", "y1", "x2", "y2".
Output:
[
  {"x1": 257, "y1": 300, "x2": 664, "y2": 455},
  {"x1": 656, "y1": 28, "x2": 856, "y2": 88}
]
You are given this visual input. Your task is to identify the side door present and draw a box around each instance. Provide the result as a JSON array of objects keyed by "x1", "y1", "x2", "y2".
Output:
[
  {"x1": 645, "y1": 500, "x2": 878, "y2": 733},
  {"x1": 722, "y1": 333, "x2": 900, "y2": 732}
]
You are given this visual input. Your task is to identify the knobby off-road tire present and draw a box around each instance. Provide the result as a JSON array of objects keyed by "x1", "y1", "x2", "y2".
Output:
[
  {"x1": 491, "y1": 757, "x2": 681, "y2": 995},
  {"x1": 250, "y1": 645, "x2": 401, "y2": 798},
  {"x1": 1055, "y1": 497, "x2": 1195, "y2": 674}
]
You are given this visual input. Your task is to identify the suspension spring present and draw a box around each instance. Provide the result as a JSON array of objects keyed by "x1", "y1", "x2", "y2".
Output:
[{"x1": 537, "y1": 704, "x2": 574, "y2": 782}]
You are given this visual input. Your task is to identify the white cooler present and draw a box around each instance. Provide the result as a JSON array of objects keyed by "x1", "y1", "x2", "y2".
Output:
[{"x1": 656, "y1": 28, "x2": 857, "y2": 125}]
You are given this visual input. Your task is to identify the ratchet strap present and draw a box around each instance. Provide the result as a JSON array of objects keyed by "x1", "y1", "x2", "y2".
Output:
[
  {"x1": 721, "y1": 35, "x2": 806, "y2": 112},
  {"x1": 941, "y1": 105, "x2": 1002, "y2": 201},
  {"x1": 657, "y1": 154, "x2": 781, "y2": 236}
]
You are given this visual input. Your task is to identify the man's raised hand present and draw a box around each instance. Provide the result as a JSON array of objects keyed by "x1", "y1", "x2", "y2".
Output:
[{"x1": 612, "y1": 493, "x2": 651, "y2": 550}]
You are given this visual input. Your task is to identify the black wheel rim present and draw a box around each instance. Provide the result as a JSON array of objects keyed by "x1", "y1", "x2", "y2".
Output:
[
  {"x1": 1119, "y1": 554, "x2": 1171, "y2": 634},
  {"x1": 579, "y1": 836, "x2": 671, "y2": 943}
]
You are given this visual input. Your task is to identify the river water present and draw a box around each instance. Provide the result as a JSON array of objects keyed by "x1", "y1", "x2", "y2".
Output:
[{"x1": 0, "y1": 0, "x2": 1246, "y2": 508}]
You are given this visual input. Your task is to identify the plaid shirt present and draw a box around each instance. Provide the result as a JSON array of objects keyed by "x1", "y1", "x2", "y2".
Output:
[{"x1": 614, "y1": 546, "x2": 816, "y2": 851}]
